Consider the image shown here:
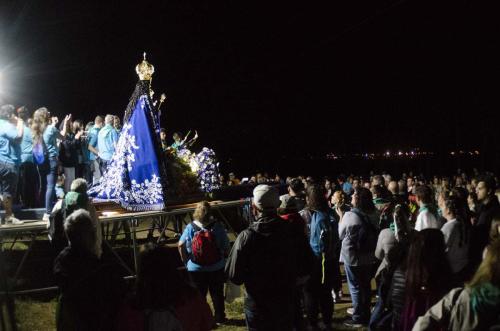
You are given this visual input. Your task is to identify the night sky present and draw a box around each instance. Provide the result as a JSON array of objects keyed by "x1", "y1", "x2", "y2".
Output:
[{"x1": 0, "y1": 1, "x2": 499, "y2": 174}]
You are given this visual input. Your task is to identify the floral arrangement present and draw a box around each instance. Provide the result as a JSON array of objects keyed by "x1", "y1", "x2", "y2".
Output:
[
  {"x1": 163, "y1": 146, "x2": 220, "y2": 198},
  {"x1": 195, "y1": 147, "x2": 220, "y2": 193}
]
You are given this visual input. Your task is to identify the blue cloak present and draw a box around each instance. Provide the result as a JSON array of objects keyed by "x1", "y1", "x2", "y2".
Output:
[{"x1": 89, "y1": 82, "x2": 167, "y2": 211}]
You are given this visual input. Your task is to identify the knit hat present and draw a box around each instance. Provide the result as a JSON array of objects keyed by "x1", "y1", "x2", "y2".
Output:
[
  {"x1": 253, "y1": 184, "x2": 280, "y2": 211},
  {"x1": 64, "y1": 191, "x2": 88, "y2": 214}
]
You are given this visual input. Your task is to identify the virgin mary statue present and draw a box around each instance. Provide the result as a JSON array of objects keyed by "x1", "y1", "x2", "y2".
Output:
[{"x1": 88, "y1": 54, "x2": 168, "y2": 211}]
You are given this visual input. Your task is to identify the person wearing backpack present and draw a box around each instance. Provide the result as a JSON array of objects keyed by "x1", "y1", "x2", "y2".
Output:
[
  {"x1": 303, "y1": 184, "x2": 338, "y2": 330},
  {"x1": 178, "y1": 201, "x2": 229, "y2": 325},
  {"x1": 339, "y1": 187, "x2": 378, "y2": 328}
]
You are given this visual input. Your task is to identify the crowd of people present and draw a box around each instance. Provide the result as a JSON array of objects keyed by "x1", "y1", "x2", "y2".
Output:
[
  {"x1": 45, "y1": 170, "x2": 500, "y2": 330},
  {"x1": 223, "y1": 171, "x2": 500, "y2": 330},
  {"x1": 3, "y1": 105, "x2": 500, "y2": 330},
  {"x1": 0, "y1": 104, "x2": 125, "y2": 224}
]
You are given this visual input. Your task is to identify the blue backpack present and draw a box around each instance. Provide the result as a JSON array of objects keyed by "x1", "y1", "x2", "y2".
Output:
[
  {"x1": 311, "y1": 210, "x2": 337, "y2": 261},
  {"x1": 33, "y1": 139, "x2": 47, "y2": 165}
]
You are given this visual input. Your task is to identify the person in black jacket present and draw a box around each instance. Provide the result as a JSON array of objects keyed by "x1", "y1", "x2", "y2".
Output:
[
  {"x1": 54, "y1": 209, "x2": 125, "y2": 331},
  {"x1": 59, "y1": 119, "x2": 83, "y2": 193},
  {"x1": 470, "y1": 175, "x2": 500, "y2": 269},
  {"x1": 226, "y1": 184, "x2": 313, "y2": 331}
]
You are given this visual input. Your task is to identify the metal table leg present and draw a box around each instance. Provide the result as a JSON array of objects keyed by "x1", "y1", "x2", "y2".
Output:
[
  {"x1": 13, "y1": 233, "x2": 36, "y2": 282},
  {"x1": 131, "y1": 218, "x2": 138, "y2": 273}
]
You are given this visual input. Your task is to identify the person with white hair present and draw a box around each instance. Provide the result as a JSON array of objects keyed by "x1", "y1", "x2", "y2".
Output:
[
  {"x1": 97, "y1": 114, "x2": 118, "y2": 174},
  {"x1": 54, "y1": 209, "x2": 125, "y2": 330}
]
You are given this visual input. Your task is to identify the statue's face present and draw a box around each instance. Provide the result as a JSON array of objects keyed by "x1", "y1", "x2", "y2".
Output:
[{"x1": 160, "y1": 131, "x2": 166, "y2": 140}]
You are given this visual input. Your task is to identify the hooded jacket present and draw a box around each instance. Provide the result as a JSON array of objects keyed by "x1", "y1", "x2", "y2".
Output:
[
  {"x1": 225, "y1": 213, "x2": 312, "y2": 306},
  {"x1": 54, "y1": 246, "x2": 125, "y2": 331}
]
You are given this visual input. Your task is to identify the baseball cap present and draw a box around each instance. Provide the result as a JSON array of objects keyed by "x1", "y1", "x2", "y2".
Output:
[{"x1": 252, "y1": 184, "x2": 280, "y2": 211}]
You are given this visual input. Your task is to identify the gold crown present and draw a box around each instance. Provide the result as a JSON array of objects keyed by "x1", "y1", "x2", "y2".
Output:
[{"x1": 135, "y1": 52, "x2": 155, "y2": 80}]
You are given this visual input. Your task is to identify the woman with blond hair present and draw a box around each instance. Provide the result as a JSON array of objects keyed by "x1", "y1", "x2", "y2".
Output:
[
  {"x1": 178, "y1": 201, "x2": 229, "y2": 325},
  {"x1": 413, "y1": 239, "x2": 500, "y2": 330},
  {"x1": 31, "y1": 107, "x2": 70, "y2": 220}
]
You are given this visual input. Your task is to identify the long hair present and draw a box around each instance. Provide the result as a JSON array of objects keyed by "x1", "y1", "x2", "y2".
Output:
[
  {"x1": 490, "y1": 215, "x2": 500, "y2": 242},
  {"x1": 123, "y1": 80, "x2": 151, "y2": 123},
  {"x1": 193, "y1": 201, "x2": 212, "y2": 225},
  {"x1": 17, "y1": 106, "x2": 30, "y2": 122},
  {"x1": 31, "y1": 107, "x2": 50, "y2": 143},
  {"x1": 393, "y1": 204, "x2": 413, "y2": 242},
  {"x1": 332, "y1": 190, "x2": 345, "y2": 206},
  {"x1": 354, "y1": 187, "x2": 375, "y2": 213},
  {"x1": 405, "y1": 229, "x2": 451, "y2": 297},
  {"x1": 306, "y1": 184, "x2": 329, "y2": 212},
  {"x1": 468, "y1": 239, "x2": 500, "y2": 288},
  {"x1": 135, "y1": 243, "x2": 197, "y2": 310}
]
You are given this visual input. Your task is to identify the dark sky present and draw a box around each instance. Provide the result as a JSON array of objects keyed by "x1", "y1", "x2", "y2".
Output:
[{"x1": 0, "y1": 1, "x2": 499, "y2": 171}]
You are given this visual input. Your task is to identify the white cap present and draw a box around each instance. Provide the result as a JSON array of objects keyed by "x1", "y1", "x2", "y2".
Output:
[{"x1": 253, "y1": 184, "x2": 280, "y2": 211}]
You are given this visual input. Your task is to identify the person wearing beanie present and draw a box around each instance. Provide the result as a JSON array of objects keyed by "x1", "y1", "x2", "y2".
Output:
[
  {"x1": 49, "y1": 178, "x2": 102, "y2": 257},
  {"x1": 226, "y1": 184, "x2": 313, "y2": 330}
]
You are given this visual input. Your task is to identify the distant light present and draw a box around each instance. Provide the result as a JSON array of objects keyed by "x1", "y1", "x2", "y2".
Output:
[
  {"x1": 398, "y1": 151, "x2": 403, "y2": 156},
  {"x1": 474, "y1": 150, "x2": 480, "y2": 155},
  {"x1": 450, "y1": 151, "x2": 455, "y2": 155},
  {"x1": 386, "y1": 151, "x2": 390, "y2": 156}
]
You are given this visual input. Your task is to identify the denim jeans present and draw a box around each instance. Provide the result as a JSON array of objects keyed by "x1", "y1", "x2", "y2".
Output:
[
  {"x1": 368, "y1": 281, "x2": 392, "y2": 331},
  {"x1": 344, "y1": 264, "x2": 373, "y2": 323},
  {"x1": 38, "y1": 158, "x2": 58, "y2": 213}
]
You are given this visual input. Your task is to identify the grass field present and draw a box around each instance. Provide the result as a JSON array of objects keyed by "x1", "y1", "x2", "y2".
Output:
[
  {"x1": 15, "y1": 283, "x2": 367, "y2": 331},
  {"x1": 4, "y1": 216, "x2": 369, "y2": 330}
]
